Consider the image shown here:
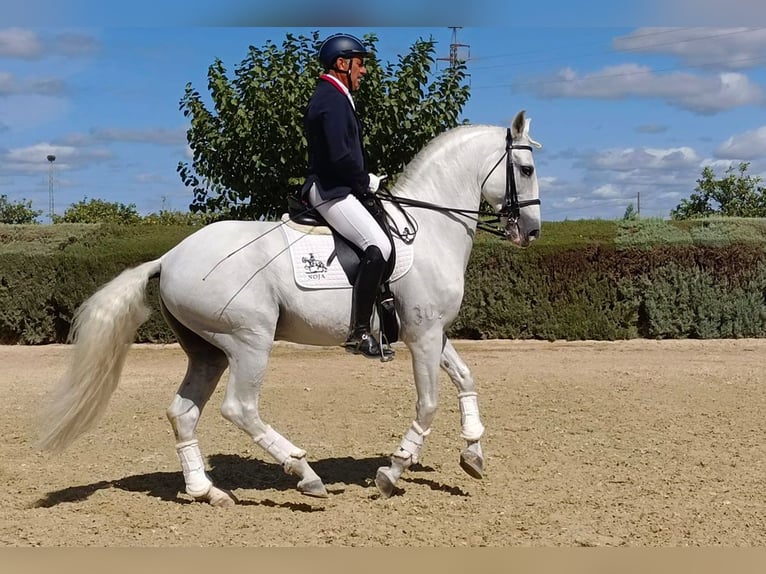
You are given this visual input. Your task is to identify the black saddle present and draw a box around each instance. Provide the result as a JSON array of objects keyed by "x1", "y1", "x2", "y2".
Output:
[{"x1": 287, "y1": 191, "x2": 399, "y2": 344}]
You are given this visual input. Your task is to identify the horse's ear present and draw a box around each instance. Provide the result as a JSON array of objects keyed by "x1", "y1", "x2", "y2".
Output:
[
  {"x1": 525, "y1": 118, "x2": 542, "y2": 149},
  {"x1": 511, "y1": 110, "x2": 526, "y2": 139},
  {"x1": 512, "y1": 111, "x2": 542, "y2": 149}
]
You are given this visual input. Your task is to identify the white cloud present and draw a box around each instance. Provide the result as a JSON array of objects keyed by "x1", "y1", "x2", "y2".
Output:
[
  {"x1": 655, "y1": 2, "x2": 766, "y2": 27},
  {"x1": 61, "y1": 127, "x2": 188, "y2": 146},
  {"x1": 1, "y1": 142, "x2": 111, "y2": 174},
  {"x1": 0, "y1": 28, "x2": 42, "y2": 59},
  {"x1": 521, "y1": 65, "x2": 764, "y2": 114},
  {"x1": 701, "y1": 159, "x2": 740, "y2": 172},
  {"x1": 715, "y1": 125, "x2": 766, "y2": 160},
  {"x1": 614, "y1": 27, "x2": 766, "y2": 69},
  {"x1": 537, "y1": 175, "x2": 558, "y2": 191},
  {"x1": 135, "y1": 173, "x2": 168, "y2": 184},
  {"x1": 92, "y1": 127, "x2": 187, "y2": 145},
  {"x1": 588, "y1": 146, "x2": 700, "y2": 171},
  {"x1": 0, "y1": 94, "x2": 69, "y2": 131},
  {"x1": 0, "y1": 28, "x2": 99, "y2": 59},
  {"x1": 592, "y1": 184, "x2": 624, "y2": 199},
  {"x1": 0, "y1": 71, "x2": 66, "y2": 96}
]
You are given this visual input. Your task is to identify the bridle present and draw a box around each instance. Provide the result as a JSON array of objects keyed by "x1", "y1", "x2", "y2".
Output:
[
  {"x1": 378, "y1": 127, "x2": 540, "y2": 240},
  {"x1": 480, "y1": 127, "x2": 541, "y2": 223}
]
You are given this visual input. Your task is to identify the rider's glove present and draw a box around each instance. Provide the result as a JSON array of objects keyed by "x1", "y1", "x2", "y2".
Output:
[{"x1": 367, "y1": 173, "x2": 387, "y2": 193}]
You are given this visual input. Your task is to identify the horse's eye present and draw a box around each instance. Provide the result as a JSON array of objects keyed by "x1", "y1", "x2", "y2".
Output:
[{"x1": 520, "y1": 165, "x2": 534, "y2": 177}]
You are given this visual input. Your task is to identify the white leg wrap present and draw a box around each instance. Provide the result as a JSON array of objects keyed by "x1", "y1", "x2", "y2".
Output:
[
  {"x1": 458, "y1": 392, "x2": 485, "y2": 441},
  {"x1": 255, "y1": 426, "x2": 306, "y2": 465},
  {"x1": 393, "y1": 421, "x2": 431, "y2": 464},
  {"x1": 176, "y1": 439, "x2": 213, "y2": 498}
]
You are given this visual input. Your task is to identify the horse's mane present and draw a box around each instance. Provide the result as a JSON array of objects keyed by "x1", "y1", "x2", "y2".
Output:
[{"x1": 393, "y1": 124, "x2": 496, "y2": 194}]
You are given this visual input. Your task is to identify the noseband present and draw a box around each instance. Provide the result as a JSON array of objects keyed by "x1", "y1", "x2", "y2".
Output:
[{"x1": 480, "y1": 127, "x2": 541, "y2": 223}]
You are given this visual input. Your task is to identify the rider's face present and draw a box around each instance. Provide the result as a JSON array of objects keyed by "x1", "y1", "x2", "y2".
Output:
[{"x1": 338, "y1": 57, "x2": 366, "y2": 92}]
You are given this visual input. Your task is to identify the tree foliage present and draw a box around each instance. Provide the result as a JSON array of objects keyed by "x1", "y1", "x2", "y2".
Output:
[
  {"x1": 178, "y1": 31, "x2": 470, "y2": 219},
  {"x1": 622, "y1": 203, "x2": 638, "y2": 221},
  {"x1": 141, "y1": 209, "x2": 210, "y2": 226},
  {"x1": 0, "y1": 195, "x2": 42, "y2": 224},
  {"x1": 53, "y1": 197, "x2": 142, "y2": 224},
  {"x1": 671, "y1": 162, "x2": 766, "y2": 219}
]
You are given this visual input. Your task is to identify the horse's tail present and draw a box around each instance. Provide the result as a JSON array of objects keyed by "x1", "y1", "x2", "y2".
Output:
[{"x1": 38, "y1": 259, "x2": 163, "y2": 453}]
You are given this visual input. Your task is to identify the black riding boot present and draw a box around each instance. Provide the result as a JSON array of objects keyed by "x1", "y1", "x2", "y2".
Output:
[{"x1": 343, "y1": 245, "x2": 394, "y2": 361}]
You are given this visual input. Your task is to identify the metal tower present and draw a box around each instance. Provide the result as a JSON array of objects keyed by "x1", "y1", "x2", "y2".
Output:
[
  {"x1": 46, "y1": 154, "x2": 56, "y2": 223},
  {"x1": 437, "y1": 26, "x2": 471, "y2": 69}
]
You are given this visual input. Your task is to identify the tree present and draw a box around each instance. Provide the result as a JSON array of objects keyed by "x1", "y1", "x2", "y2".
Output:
[
  {"x1": 178, "y1": 31, "x2": 470, "y2": 220},
  {"x1": 141, "y1": 208, "x2": 210, "y2": 225},
  {"x1": 671, "y1": 162, "x2": 766, "y2": 219},
  {"x1": 622, "y1": 203, "x2": 638, "y2": 220},
  {"x1": 53, "y1": 197, "x2": 141, "y2": 224},
  {"x1": 0, "y1": 195, "x2": 42, "y2": 224}
]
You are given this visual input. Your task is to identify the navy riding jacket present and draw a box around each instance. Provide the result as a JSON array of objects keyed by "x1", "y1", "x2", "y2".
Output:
[{"x1": 302, "y1": 77, "x2": 370, "y2": 201}]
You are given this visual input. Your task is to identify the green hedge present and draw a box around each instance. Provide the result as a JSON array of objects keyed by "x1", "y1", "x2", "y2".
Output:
[
  {"x1": 2, "y1": 218, "x2": 766, "y2": 344},
  {"x1": 451, "y1": 238, "x2": 766, "y2": 340}
]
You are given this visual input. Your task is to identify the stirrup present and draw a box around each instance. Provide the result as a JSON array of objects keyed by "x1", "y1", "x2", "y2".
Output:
[{"x1": 343, "y1": 331, "x2": 395, "y2": 362}]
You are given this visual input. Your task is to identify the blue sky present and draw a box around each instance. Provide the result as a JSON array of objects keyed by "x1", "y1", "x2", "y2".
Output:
[{"x1": 2, "y1": 3, "x2": 766, "y2": 221}]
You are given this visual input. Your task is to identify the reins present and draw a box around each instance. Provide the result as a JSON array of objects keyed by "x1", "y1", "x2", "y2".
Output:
[{"x1": 378, "y1": 128, "x2": 541, "y2": 239}]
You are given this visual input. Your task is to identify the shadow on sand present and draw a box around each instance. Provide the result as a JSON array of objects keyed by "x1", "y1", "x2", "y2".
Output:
[{"x1": 32, "y1": 453, "x2": 471, "y2": 510}]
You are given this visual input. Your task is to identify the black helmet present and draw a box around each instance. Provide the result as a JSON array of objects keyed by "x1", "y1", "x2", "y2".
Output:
[{"x1": 318, "y1": 33, "x2": 369, "y2": 70}]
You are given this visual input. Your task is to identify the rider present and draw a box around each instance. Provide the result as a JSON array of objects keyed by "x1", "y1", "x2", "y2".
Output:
[{"x1": 301, "y1": 32, "x2": 393, "y2": 361}]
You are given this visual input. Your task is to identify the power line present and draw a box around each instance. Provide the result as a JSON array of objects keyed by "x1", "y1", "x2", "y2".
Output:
[
  {"x1": 469, "y1": 27, "x2": 766, "y2": 73},
  {"x1": 472, "y1": 27, "x2": 696, "y2": 65}
]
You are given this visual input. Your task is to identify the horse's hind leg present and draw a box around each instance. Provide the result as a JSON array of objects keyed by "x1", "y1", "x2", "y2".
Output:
[
  {"x1": 220, "y1": 337, "x2": 328, "y2": 499},
  {"x1": 440, "y1": 337, "x2": 485, "y2": 479},
  {"x1": 162, "y1": 302, "x2": 235, "y2": 507}
]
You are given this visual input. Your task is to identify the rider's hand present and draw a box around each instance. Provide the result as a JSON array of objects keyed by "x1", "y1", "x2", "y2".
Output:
[{"x1": 367, "y1": 173, "x2": 387, "y2": 193}]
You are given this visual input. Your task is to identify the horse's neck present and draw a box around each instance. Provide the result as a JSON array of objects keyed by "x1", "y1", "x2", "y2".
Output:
[
  {"x1": 394, "y1": 126, "x2": 500, "y2": 210},
  {"x1": 391, "y1": 126, "x2": 501, "y2": 254}
]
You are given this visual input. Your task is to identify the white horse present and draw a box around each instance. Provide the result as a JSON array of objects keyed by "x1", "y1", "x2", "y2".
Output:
[{"x1": 38, "y1": 110, "x2": 542, "y2": 504}]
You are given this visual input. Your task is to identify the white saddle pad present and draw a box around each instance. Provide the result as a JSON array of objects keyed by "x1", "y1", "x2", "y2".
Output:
[{"x1": 280, "y1": 215, "x2": 414, "y2": 290}]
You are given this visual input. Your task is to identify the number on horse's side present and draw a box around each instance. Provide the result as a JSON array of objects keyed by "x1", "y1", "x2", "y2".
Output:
[{"x1": 38, "y1": 110, "x2": 542, "y2": 503}]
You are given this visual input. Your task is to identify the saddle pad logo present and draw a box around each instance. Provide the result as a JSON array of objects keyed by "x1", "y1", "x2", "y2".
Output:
[
  {"x1": 301, "y1": 253, "x2": 328, "y2": 279},
  {"x1": 281, "y1": 224, "x2": 413, "y2": 290}
]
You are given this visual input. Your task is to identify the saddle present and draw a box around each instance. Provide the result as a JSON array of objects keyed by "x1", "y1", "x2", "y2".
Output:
[{"x1": 287, "y1": 190, "x2": 399, "y2": 344}]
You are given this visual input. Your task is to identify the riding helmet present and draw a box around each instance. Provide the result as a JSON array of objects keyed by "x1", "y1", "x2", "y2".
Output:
[{"x1": 318, "y1": 33, "x2": 370, "y2": 70}]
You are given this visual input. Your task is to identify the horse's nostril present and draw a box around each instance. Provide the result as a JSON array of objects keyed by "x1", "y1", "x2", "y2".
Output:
[{"x1": 528, "y1": 229, "x2": 540, "y2": 240}]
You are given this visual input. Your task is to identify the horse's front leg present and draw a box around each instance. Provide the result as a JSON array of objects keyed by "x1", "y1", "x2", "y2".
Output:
[
  {"x1": 375, "y1": 329, "x2": 443, "y2": 498},
  {"x1": 440, "y1": 337, "x2": 485, "y2": 479}
]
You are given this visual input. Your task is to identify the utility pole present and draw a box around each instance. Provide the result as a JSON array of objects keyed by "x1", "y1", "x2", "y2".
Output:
[
  {"x1": 437, "y1": 26, "x2": 471, "y2": 70},
  {"x1": 46, "y1": 154, "x2": 56, "y2": 223}
]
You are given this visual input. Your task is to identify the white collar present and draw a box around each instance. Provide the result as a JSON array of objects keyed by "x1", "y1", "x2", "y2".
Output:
[{"x1": 321, "y1": 73, "x2": 355, "y2": 110}]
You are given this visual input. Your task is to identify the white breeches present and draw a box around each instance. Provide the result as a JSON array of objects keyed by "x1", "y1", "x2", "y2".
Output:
[{"x1": 309, "y1": 184, "x2": 392, "y2": 261}]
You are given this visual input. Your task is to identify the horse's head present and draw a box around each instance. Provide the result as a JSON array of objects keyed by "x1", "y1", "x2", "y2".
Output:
[{"x1": 480, "y1": 110, "x2": 542, "y2": 247}]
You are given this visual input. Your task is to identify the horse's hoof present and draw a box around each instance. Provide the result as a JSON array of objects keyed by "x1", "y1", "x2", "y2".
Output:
[
  {"x1": 202, "y1": 486, "x2": 238, "y2": 507},
  {"x1": 298, "y1": 479, "x2": 329, "y2": 498},
  {"x1": 459, "y1": 450, "x2": 484, "y2": 479},
  {"x1": 375, "y1": 467, "x2": 397, "y2": 498}
]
